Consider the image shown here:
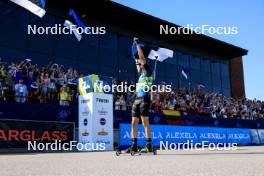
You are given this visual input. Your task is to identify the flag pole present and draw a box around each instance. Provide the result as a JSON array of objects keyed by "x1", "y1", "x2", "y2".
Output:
[{"x1": 153, "y1": 56, "x2": 158, "y2": 82}]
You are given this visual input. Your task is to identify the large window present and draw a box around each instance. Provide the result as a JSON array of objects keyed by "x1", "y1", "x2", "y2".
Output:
[
  {"x1": 190, "y1": 56, "x2": 201, "y2": 85},
  {"x1": 201, "y1": 58, "x2": 212, "y2": 89},
  {"x1": 0, "y1": 4, "x2": 233, "y2": 96},
  {"x1": 165, "y1": 51, "x2": 177, "y2": 65},
  {"x1": 99, "y1": 32, "x2": 117, "y2": 50},
  {"x1": 178, "y1": 53, "x2": 189, "y2": 68}
]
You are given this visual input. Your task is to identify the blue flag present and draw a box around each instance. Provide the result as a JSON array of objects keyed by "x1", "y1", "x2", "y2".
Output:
[
  {"x1": 68, "y1": 9, "x2": 88, "y2": 32},
  {"x1": 181, "y1": 66, "x2": 189, "y2": 80},
  {"x1": 131, "y1": 42, "x2": 144, "y2": 59},
  {"x1": 64, "y1": 9, "x2": 88, "y2": 41}
]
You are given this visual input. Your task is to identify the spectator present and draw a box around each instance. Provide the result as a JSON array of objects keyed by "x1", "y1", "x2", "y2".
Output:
[
  {"x1": 58, "y1": 86, "x2": 69, "y2": 106},
  {"x1": 14, "y1": 79, "x2": 27, "y2": 103},
  {"x1": 40, "y1": 72, "x2": 50, "y2": 103},
  {"x1": 0, "y1": 57, "x2": 263, "y2": 121}
]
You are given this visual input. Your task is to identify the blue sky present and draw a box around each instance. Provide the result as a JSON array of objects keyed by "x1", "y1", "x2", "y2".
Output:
[{"x1": 113, "y1": 0, "x2": 264, "y2": 100}]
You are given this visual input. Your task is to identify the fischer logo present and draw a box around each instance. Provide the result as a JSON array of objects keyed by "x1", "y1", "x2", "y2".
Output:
[
  {"x1": 96, "y1": 98, "x2": 109, "y2": 103},
  {"x1": 0, "y1": 129, "x2": 68, "y2": 141},
  {"x1": 98, "y1": 107, "x2": 108, "y2": 116}
]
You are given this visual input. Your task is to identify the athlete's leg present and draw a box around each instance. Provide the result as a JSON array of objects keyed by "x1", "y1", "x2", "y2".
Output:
[
  {"x1": 141, "y1": 116, "x2": 151, "y2": 138},
  {"x1": 127, "y1": 100, "x2": 140, "y2": 152},
  {"x1": 141, "y1": 116, "x2": 153, "y2": 152},
  {"x1": 131, "y1": 117, "x2": 139, "y2": 138}
]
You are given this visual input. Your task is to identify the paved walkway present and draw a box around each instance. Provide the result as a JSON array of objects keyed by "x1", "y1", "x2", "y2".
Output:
[{"x1": 0, "y1": 146, "x2": 263, "y2": 176}]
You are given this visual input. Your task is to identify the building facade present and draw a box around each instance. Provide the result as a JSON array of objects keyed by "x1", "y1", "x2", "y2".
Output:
[{"x1": 0, "y1": 0, "x2": 247, "y2": 98}]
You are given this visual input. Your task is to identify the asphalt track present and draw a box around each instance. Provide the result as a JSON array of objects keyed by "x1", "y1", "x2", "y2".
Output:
[{"x1": 0, "y1": 146, "x2": 263, "y2": 176}]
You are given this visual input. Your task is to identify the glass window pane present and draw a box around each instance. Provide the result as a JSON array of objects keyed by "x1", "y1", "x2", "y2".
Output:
[
  {"x1": 221, "y1": 63, "x2": 230, "y2": 77},
  {"x1": 179, "y1": 80, "x2": 190, "y2": 89},
  {"x1": 165, "y1": 63, "x2": 178, "y2": 78},
  {"x1": 81, "y1": 33, "x2": 99, "y2": 47},
  {"x1": 55, "y1": 34, "x2": 79, "y2": 59},
  {"x1": 99, "y1": 49, "x2": 117, "y2": 67},
  {"x1": 78, "y1": 62, "x2": 98, "y2": 75},
  {"x1": 118, "y1": 35, "x2": 131, "y2": 54},
  {"x1": 54, "y1": 57, "x2": 78, "y2": 70},
  {"x1": 201, "y1": 72, "x2": 211, "y2": 87},
  {"x1": 213, "y1": 87, "x2": 222, "y2": 94},
  {"x1": 201, "y1": 58, "x2": 210, "y2": 73},
  {"x1": 212, "y1": 74, "x2": 221, "y2": 87},
  {"x1": 99, "y1": 32, "x2": 117, "y2": 50},
  {"x1": 178, "y1": 53, "x2": 189, "y2": 68},
  {"x1": 223, "y1": 89, "x2": 231, "y2": 97},
  {"x1": 222, "y1": 76, "x2": 231, "y2": 89},
  {"x1": 100, "y1": 66, "x2": 117, "y2": 78},
  {"x1": 190, "y1": 56, "x2": 200, "y2": 69},
  {"x1": 0, "y1": 47, "x2": 26, "y2": 62},
  {"x1": 165, "y1": 77, "x2": 178, "y2": 87},
  {"x1": 78, "y1": 46, "x2": 98, "y2": 64},
  {"x1": 211, "y1": 61, "x2": 220, "y2": 75},
  {"x1": 165, "y1": 51, "x2": 177, "y2": 65},
  {"x1": 190, "y1": 69, "x2": 200, "y2": 83}
]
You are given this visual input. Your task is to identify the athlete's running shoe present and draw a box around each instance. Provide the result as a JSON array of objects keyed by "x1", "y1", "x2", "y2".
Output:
[
  {"x1": 140, "y1": 146, "x2": 153, "y2": 153},
  {"x1": 125, "y1": 146, "x2": 138, "y2": 153}
]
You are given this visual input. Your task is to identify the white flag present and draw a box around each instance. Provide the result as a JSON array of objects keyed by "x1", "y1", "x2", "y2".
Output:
[
  {"x1": 148, "y1": 47, "x2": 174, "y2": 62},
  {"x1": 9, "y1": 0, "x2": 46, "y2": 18}
]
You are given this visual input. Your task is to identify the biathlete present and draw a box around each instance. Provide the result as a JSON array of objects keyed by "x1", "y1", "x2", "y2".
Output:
[{"x1": 126, "y1": 37, "x2": 154, "y2": 154}]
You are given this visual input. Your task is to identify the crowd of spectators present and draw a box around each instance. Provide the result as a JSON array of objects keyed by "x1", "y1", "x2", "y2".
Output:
[
  {"x1": 0, "y1": 58, "x2": 79, "y2": 105},
  {"x1": 150, "y1": 89, "x2": 264, "y2": 120},
  {"x1": 0, "y1": 58, "x2": 264, "y2": 120}
]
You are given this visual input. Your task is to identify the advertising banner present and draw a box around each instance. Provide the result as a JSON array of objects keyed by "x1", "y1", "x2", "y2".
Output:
[
  {"x1": 79, "y1": 94, "x2": 93, "y2": 145},
  {"x1": 226, "y1": 128, "x2": 251, "y2": 145},
  {"x1": 0, "y1": 119, "x2": 74, "y2": 148},
  {"x1": 257, "y1": 129, "x2": 264, "y2": 144},
  {"x1": 78, "y1": 74, "x2": 113, "y2": 151},
  {"x1": 120, "y1": 124, "x2": 252, "y2": 147},
  {"x1": 250, "y1": 129, "x2": 260, "y2": 145},
  {"x1": 79, "y1": 92, "x2": 113, "y2": 151}
]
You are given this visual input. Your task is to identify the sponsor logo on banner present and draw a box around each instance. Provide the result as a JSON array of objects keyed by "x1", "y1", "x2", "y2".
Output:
[
  {"x1": 82, "y1": 129, "x2": 89, "y2": 136},
  {"x1": 258, "y1": 129, "x2": 264, "y2": 144},
  {"x1": 81, "y1": 99, "x2": 90, "y2": 104},
  {"x1": 98, "y1": 129, "x2": 108, "y2": 136},
  {"x1": 83, "y1": 119, "x2": 88, "y2": 126},
  {"x1": 100, "y1": 118, "x2": 106, "y2": 125},
  {"x1": 82, "y1": 107, "x2": 90, "y2": 116},
  {"x1": 0, "y1": 119, "x2": 74, "y2": 148},
  {"x1": 96, "y1": 98, "x2": 109, "y2": 103},
  {"x1": 120, "y1": 124, "x2": 252, "y2": 147},
  {"x1": 250, "y1": 129, "x2": 260, "y2": 144},
  {"x1": 81, "y1": 82, "x2": 91, "y2": 90},
  {"x1": 98, "y1": 107, "x2": 108, "y2": 116},
  {"x1": 153, "y1": 116, "x2": 161, "y2": 123}
]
